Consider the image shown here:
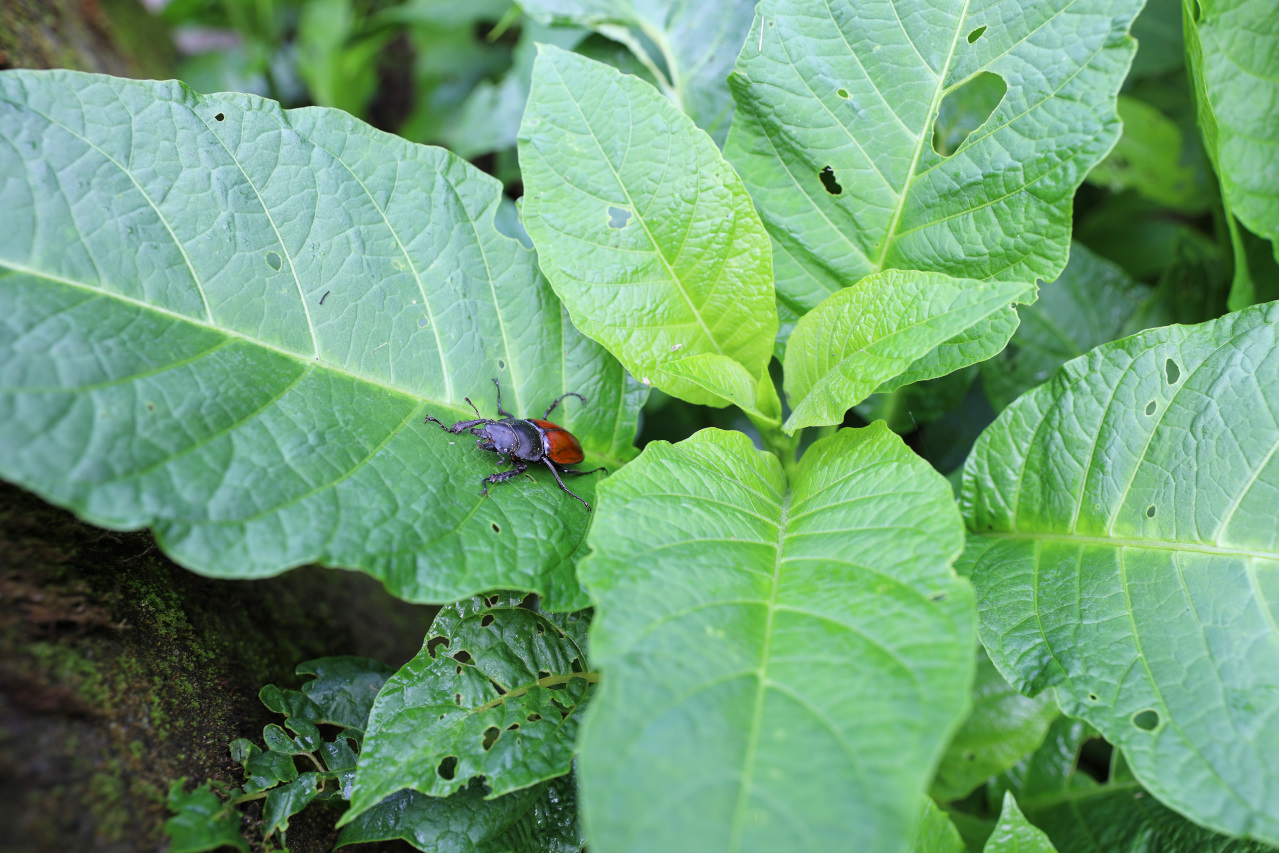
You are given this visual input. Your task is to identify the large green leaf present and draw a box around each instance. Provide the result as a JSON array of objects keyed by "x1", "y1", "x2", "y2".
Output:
[
  {"x1": 577, "y1": 426, "x2": 976, "y2": 852},
  {"x1": 1183, "y1": 0, "x2": 1279, "y2": 267},
  {"x1": 961, "y1": 301, "x2": 1279, "y2": 843},
  {"x1": 781, "y1": 270, "x2": 1028, "y2": 432},
  {"x1": 518, "y1": 46, "x2": 777, "y2": 409},
  {"x1": 346, "y1": 594, "x2": 592, "y2": 820},
  {"x1": 0, "y1": 70, "x2": 645, "y2": 609},
  {"x1": 725, "y1": 0, "x2": 1143, "y2": 339},
  {"x1": 516, "y1": 0, "x2": 756, "y2": 146}
]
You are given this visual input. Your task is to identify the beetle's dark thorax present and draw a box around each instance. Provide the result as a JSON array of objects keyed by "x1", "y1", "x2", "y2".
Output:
[{"x1": 479, "y1": 418, "x2": 546, "y2": 461}]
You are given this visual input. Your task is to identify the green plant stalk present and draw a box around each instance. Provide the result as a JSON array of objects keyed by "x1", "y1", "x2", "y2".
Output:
[{"x1": 750, "y1": 413, "x2": 801, "y2": 483}]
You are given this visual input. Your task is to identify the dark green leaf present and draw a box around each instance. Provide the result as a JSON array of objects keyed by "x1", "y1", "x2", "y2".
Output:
[
  {"x1": 726, "y1": 0, "x2": 1143, "y2": 340},
  {"x1": 518, "y1": 46, "x2": 777, "y2": 408},
  {"x1": 263, "y1": 773, "x2": 322, "y2": 837},
  {"x1": 981, "y1": 244, "x2": 1155, "y2": 412},
  {"x1": 932, "y1": 651, "x2": 1059, "y2": 803},
  {"x1": 578, "y1": 426, "x2": 976, "y2": 850},
  {"x1": 961, "y1": 301, "x2": 1279, "y2": 844},
  {"x1": 164, "y1": 779, "x2": 250, "y2": 853},
  {"x1": 345, "y1": 594, "x2": 591, "y2": 821},
  {"x1": 0, "y1": 71, "x2": 644, "y2": 610},
  {"x1": 295, "y1": 656, "x2": 397, "y2": 733}
]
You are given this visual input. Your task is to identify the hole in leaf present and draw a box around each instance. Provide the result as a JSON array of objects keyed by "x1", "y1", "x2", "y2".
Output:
[
  {"x1": 426, "y1": 636, "x2": 450, "y2": 658},
  {"x1": 1132, "y1": 709, "x2": 1160, "y2": 731},
  {"x1": 266, "y1": 251, "x2": 282, "y2": 271},
  {"x1": 1146, "y1": 505, "x2": 1156, "y2": 518},
  {"x1": 527, "y1": 713, "x2": 542, "y2": 722},
  {"x1": 481, "y1": 727, "x2": 501, "y2": 750},
  {"x1": 818, "y1": 166, "x2": 842, "y2": 195},
  {"x1": 567, "y1": 613, "x2": 580, "y2": 623},
  {"x1": 931, "y1": 71, "x2": 1006, "y2": 156},
  {"x1": 538, "y1": 670, "x2": 551, "y2": 680},
  {"x1": 836, "y1": 88, "x2": 849, "y2": 99},
  {"x1": 454, "y1": 693, "x2": 463, "y2": 706},
  {"x1": 497, "y1": 359, "x2": 505, "y2": 370},
  {"x1": 480, "y1": 614, "x2": 495, "y2": 628},
  {"x1": 418, "y1": 316, "x2": 429, "y2": 328},
  {"x1": 453, "y1": 651, "x2": 472, "y2": 664},
  {"x1": 492, "y1": 682, "x2": 506, "y2": 695},
  {"x1": 436, "y1": 756, "x2": 458, "y2": 779},
  {"x1": 1088, "y1": 693, "x2": 1099, "y2": 702},
  {"x1": 1144, "y1": 400, "x2": 1156, "y2": 416},
  {"x1": 485, "y1": 595, "x2": 500, "y2": 607},
  {"x1": 930, "y1": 593, "x2": 948, "y2": 602},
  {"x1": 215, "y1": 112, "x2": 225, "y2": 121},
  {"x1": 535, "y1": 622, "x2": 545, "y2": 635},
  {"x1": 1165, "y1": 358, "x2": 1181, "y2": 384},
  {"x1": 491, "y1": 523, "x2": 501, "y2": 533},
  {"x1": 570, "y1": 658, "x2": 584, "y2": 673},
  {"x1": 607, "y1": 206, "x2": 632, "y2": 228},
  {"x1": 455, "y1": 665, "x2": 463, "y2": 675},
  {"x1": 967, "y1": 25, "x2": 987, "y2": 43},
  {"x1": 506, "y1": 723, "x2": 520, "y2": 731}
]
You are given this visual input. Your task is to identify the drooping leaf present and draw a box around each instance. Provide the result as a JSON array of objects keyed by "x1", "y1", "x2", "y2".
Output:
[
  {"x1": 981, "y1": 244, "x2": 1155, "y2": 412},
  {"x1": 961, "y1": 301, "x2": 1279, "y2": 844},
  {"x1": 345, "y1": 593, "x2": 592, "y2": 821},
  {"x1": 577, "y1": 426, "x2": 976, "y2": 851},
  {"x1": 983, "y1": 794, "x2": 1058, "y2": 853},
  {"x1": 657, "y1": 353, "x2": 781, "y2": 423},
  {"x1": 932, "y1": 650, "x2": 1059, "y2": 803},
  {"x1": 0, "y1": 71, "x2": 645, "y2": 610},
  {"x1": 164, "y1": 780, "x2": 250, "y2": 853},
  {"x1": 991, "y1": 717, "x2": 1277, "y2": 853},
  {"x1": 1085, "y1": 96, "x2": 1201, "y2": 210},
  {"x1": 782, "y1": 270, "x2": 1028, "y2": 432},
  {"x1": 1183, "y1": 0, "x2": 1279, "y2": 269},
  {"x1": 726, "y1": 0, "x2": 1143, "y2": 340},
  {"x1": 518, "y1": 46, "x2": 777, "y2": 408},
  {"x1": 517, "y1": 0, "x2": 756, "y2": 145}
]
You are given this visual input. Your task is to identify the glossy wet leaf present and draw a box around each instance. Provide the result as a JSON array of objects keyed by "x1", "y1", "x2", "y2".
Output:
[
  {"x1": 165, "y1": 780, "x2": 250, "y2": 853},
  {"x1": 932, "y1": 651, "x2": 1059, "y2": 803},
  {"x1": 981, "y1": 244, "x2": 1154, "y2": 412},
  {"x1": 346, "y1": 594, "x2": 592, "y2": 821},
  {"x1": 726, "y1": 0, "x2": 1143, "y2": 340},
  {"x1": 961, "y1": 301, "x2": 1279, "y2": 844},
  {"x1": 782, "y1": 270, "x2": 1028, "y2": 432},
  {"x1": 336, "y1": 779, "x2": 542, "y2": 852},
  {"x1": 0, "y1": 70, "x2": 644, "y2": 610},
  {"x1": 519, "y1": 46, "x2": 777, "y2": 408},
  {"x1": 263, "y1": 773, "x2": 321, "y2": 837},
  {"x1": 578, "y1": 426, "x2": 976, "y2": 851},
  {"x1": 984, "y1": 794, "x2": 1058, "y2": 853},
  {"x1": 517, "y1": 0, "x2": 756, "y2": 146}
]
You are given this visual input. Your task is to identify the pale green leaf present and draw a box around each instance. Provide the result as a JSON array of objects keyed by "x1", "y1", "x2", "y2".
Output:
[
  {"x1": 782, "y1": 270, "x2": 1028, "y2": 432},
  {"x1": 726, "y1": 0, "x2": 1143, "y2": 340},
  {"x1": 657, "y1": 353, "x2": 780, "y2": 422},
  {"x1": 0, "y1": 70, "x2": 645, "y2": 611},
  {"x1": 910, "y1": 798, "x2": 966, "y2": 853},
  {"x1": 578, "y1": 426, "x2": 976, "y2": 851},
  {"x1": 518, "y1": 45, "x2": 777, "y2": 408},
  {"x1": 1085, "y1": 96, "x2": 1202, "y2": 210},
  {"x1": 932, "y1": 650, "x2": 1058, "y2": 803},
  {"x1": 346, "y1": 594, "x2": 592, "y2": 821},
  {"x1": 984, "y1": 793, "x2": 1058, "y2": 853},
  {"x1": 961, "y1": 301, "x2": 1279, "y2": 844},
  {"x1": 1184, "y1": 0, "x2": 1279, "y2": 262}
]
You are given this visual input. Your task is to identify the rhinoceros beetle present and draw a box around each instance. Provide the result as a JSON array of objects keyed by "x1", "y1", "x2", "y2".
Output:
[{"x1": 424, "y1": 379, "x2": 605, "y2": 510}]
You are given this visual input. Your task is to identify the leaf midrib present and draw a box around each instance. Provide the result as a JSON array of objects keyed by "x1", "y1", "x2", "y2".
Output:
[{"x1": 977, "y1": 530, "x2": 1277, "y2": 562}]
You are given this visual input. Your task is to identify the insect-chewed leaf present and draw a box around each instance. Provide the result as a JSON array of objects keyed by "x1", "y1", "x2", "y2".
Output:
[
  {"x1": 577, "y1": 426, "x2": 975, "y2": 851},
  {"x1": 726, "y1": 0, "x2": 1143, "y2": 342},
  {"x1": 343, "y1": 593, "x2": 592, "y2": 823},
  {"x1": 0, "y1": 70, "x2": 645, "y2": 610},
  {"x1": 961, "y1": 301, "x2": 1279, "y2": 844}
]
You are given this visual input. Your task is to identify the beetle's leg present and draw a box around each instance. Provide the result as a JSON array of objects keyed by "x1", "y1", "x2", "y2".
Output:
[
  {"x1": 561, "y1": 466, "x2": 606, "y2": 477},
  {"x1": 425, "y1": 415, "x2": 490, "y2": 434},
  {"x1": 542, "y1": 391, "x2": 587, "y2": 420},
  {"x1": 542, "y1": 459, "x2": 592, "y2": 511},
  {"x1": 464, "y1": 397, "x2": 484, "y2": 418},
  {"x1": 492, "y1": 378, "x2": 517, "y2": 420},
  {"x1": 480, "y1": 461, "x2": 526, "y2": 497}
]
